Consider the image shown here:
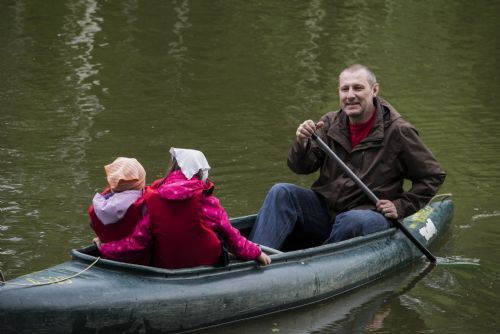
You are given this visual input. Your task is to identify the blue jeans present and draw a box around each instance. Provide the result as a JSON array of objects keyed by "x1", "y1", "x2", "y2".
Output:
[{"x1": 249, "y1": 183, "x2": 391, "y2": 249}]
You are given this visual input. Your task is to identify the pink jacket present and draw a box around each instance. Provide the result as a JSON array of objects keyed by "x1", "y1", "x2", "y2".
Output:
[{"x1": 99, "y1": 170, "x2": 262, "y2": 264}]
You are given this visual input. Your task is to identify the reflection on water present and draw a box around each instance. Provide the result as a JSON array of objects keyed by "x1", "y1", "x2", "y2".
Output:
[
  {"x1": 199, "y1": 263, "x2": 435, "y2": 334},
  {"x1": 169, "y1": 0, "x2": 190, "y2": 60},
  {"x1": 294, "y1": 0, "x2": 324, "y2": 112},
  {"x1": 60, "y1": 0, "x2": 103, "y2": 178},
  {"x1": 168, "y1": 0, "x2": 192, "y2": 99}
]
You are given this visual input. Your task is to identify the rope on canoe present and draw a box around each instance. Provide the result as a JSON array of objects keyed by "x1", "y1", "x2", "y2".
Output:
[
  {"x1": 0, "y1": 257, "x2": 101, "y2": 287},
  {"x1": 429, "y1": 193, "x2": 453, "y2": 203}
]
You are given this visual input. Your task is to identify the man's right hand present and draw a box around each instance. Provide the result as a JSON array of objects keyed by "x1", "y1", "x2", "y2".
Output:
[{"x1": 296, "y1": 120, "x2": 324, "y2": 147}]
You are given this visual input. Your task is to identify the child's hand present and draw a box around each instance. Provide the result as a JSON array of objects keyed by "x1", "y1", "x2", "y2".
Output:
[
  {"x1": 93, "y1": 237, "x2": 102, "y2": 248},
  {"x1": 257, "y1": 252, "x2": 272, "y2": 266}
]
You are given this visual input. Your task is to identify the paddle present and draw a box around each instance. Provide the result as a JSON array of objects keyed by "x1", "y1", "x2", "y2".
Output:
[{"x1": 311, "y1": 133, "x2": 437, "y2": 263}]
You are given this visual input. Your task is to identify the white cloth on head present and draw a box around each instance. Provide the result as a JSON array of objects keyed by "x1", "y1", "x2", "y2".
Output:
[{"x1": 169, "y1": 147, "x2": 211, "y2": 182}]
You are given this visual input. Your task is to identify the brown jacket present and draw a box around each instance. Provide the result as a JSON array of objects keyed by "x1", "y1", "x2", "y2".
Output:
[{"x1": 288, "y1": 97, "x2": 446, "y2": 219}]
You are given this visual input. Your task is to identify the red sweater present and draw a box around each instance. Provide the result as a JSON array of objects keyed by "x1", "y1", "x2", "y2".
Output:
[{"x1": 349, "y1": 108, "x2": 376, "y2": 148}]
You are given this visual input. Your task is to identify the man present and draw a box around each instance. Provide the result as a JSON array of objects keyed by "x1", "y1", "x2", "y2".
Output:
[{"x1": 249, "y1": 64, "x2": 446, "y2": 249}]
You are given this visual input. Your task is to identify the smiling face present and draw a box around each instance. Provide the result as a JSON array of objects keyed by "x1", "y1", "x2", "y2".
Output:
[{"x1": 338, "y1": 67, "x2": 379, "y2": 124}]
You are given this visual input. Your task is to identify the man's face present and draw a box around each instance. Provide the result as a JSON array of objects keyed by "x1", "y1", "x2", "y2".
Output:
[{"x1": 338, "y1": 69, "x2": 379, "y2": 124}]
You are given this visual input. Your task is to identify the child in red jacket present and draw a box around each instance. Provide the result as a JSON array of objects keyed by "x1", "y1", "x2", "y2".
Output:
[{"x1": 89, "y1": 157, "x2": 150, "y2": 265}]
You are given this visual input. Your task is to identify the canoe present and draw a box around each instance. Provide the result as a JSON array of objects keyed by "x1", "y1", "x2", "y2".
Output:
[{"x1": 0, "y1": 195, "x2": 453, "y2": 334}]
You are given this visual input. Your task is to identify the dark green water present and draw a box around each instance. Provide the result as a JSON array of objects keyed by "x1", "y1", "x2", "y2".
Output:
[{"x1": 1, "y1": 0, "x2": 499, "y2": 332}]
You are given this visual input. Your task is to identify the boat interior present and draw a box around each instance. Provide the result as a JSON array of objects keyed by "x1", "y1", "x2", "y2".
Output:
[{"x1": 75, "y1": 213, "x2": 327, "y2": 273}]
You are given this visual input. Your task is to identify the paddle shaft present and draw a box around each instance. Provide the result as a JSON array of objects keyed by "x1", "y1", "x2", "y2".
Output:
[{"x1": 311, "y1": 133, "x2": 436, "y2": 263}]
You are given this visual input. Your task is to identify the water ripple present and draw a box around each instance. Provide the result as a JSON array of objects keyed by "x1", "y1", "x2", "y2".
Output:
[
  {"x1": 472, "y1": 211, "x2": 500, "y2": 221},
  {"x1": 436, "y1": 256, "x2": 481, "y2": 266}
]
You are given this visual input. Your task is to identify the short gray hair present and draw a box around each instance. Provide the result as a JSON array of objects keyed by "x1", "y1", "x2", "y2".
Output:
[{"x1": 340, "y1": 64, "x2": 377, "y2": 87}]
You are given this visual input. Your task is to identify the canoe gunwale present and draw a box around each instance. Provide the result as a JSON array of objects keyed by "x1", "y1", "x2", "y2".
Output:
[
  {"x1": 70, "y1": 197, "x2": 453, "y2": 279},
  {"x1": 72, "y1": 227, "x2": 400, "y2": 278}
]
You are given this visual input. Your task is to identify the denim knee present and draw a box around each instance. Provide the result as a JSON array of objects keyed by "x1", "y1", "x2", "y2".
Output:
[
  {"x1": 326, "y1": 210, "x2": 390, "y2": 243},
  {"x1": 268, "y1": 183, "x2": 297, "y2": 199}
]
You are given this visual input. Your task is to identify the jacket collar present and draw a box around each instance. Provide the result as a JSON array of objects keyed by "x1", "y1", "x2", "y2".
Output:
[{"x1": 327, "y1": 97, "x2": 397, "y2": 152}]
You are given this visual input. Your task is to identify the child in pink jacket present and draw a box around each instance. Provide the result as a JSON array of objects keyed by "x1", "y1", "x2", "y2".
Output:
[{"x1": 94, "y1": 148, "x2": 271, "y2": 268}]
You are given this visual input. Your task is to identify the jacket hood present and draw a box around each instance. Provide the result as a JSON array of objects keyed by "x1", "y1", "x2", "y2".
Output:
[
  {"x1": 92, "y1": 190, "x2": 143, "y2": 225},
  {"x1": 376, "y1": 97, "x2": 402, "y2": 127},
  {"x1": 158, "y1": 170, "x2": 213, "y2": 200}
]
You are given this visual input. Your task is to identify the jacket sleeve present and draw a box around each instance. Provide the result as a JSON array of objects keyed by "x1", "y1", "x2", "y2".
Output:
[
  {"x1": 99, "y1": 214, "x2": 153, "y2": 263},
  {"x1": 201, "y1": 196, "x2": 262, "y2": 261},
  {"x1": 393, "y1": 125, "x2": 446, "y2": 217}
]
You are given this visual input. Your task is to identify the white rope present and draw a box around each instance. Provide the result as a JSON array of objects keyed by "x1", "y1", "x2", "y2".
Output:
[{"x1": 0, "y1": 257, "x2": 101, "y2": 287}]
